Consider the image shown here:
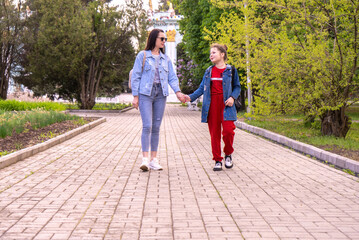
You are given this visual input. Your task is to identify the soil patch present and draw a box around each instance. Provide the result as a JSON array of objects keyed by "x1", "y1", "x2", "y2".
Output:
[{"x1": 0, "y1": 117, "x2": 97, "y2": 156}]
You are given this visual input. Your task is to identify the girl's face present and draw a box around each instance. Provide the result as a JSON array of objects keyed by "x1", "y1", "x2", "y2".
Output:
[
  {"x1": 155, "y1": 32, "x2": 167, "y2": 50},
  {"x1": 210, "y1": 47, "x2": 225, "y2": 64}
]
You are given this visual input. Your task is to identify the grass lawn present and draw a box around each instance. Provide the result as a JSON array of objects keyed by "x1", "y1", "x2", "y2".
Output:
[
  {"x1": 243, "y1": 118, "x2": 359, "y2": 151},
  {"x1": 347, "y1": 104, "x2": 359, "y2": 120},
  {"x1": 239, "y1": 104, "x2": 359, "y2": 162}
]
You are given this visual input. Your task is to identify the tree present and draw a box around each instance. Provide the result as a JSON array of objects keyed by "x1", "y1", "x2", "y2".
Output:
[
  {"x1": 0, "y1": 0, "x2": 22, "y2": 100},
  {"x1": 172, "y1": 0, "x2": 224, "y2": 90},
  {"x1": 125, "y1": 0, "x2": 148, "y2": 52},
  {"x1": 176, "y1": 42, "x2": 198, "y2": 94},
  {"x1": 158, "y1": 0, "x2": 169, "y2": 12},
  {"x1": 254, "y1": 0, "x2": 358, "y2": 137},
  {"x1": 208, "y1": 0, "x2": 359, "y2": 137},
  {"x1": 78, "y1": 1, "x2": 135, "y2": 108},
  {"x1": 16, "y1": 0, "x2": 138, "y2": 109}
]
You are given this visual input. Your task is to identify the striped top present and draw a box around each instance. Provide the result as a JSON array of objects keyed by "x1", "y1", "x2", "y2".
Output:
[{"x1": 211, "y1": 66, "x2": 225, "y2": 95}]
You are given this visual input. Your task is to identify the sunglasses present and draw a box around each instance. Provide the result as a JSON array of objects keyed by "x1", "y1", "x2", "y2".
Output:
[{"x1": 157, "y1": 37, "x2": 167, "y2": 42}]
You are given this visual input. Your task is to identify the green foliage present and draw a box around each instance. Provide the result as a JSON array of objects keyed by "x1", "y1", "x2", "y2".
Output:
[
  {"x1": 176, "y1": 43, "x2": 198, "y2": 94},
  {"x1": 208, "y1": 0, "x2": 358, "y2": 137},
  {"x1": 245, "y1": 118, "x2": 359, "y2": 151},
  {"x1": 347, "y1": 104, "x2": 359, "y2": 120},
  {"x1": 0, "y1": 0, "x2": 22, "y2": 99},
  {"x1": 0, "y1": 110, "x2": 80, "y2": 138},
  {"x1": 173, "y1": 0, "x2": 225, "y2": 89},
  {"x1": 62, "y1": 102, "x2": 130, "y2": 110},
  {"x1": 0, "y1": 100, "x2": 66, "y2": 111},
  {"x1": 16, "y1": 0, "x2": 141, "y2": 109},
  {"x1": 125, "y1": 0, "x2": 149, "y2": 52},
  {"x1": 343, "y1": 169, "x2": 356, "y2": 176},
  {"x1": 0, "y1": 150, "x2": 13, "y2": 157}
]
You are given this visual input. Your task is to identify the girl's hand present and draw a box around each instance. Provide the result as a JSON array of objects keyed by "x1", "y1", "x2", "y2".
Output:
[
  {"x1": 184, "y1": 95, "x2": 191, "y2": 102},
  {"x1": 132, "y1": 96, "x2": 139, "y2": 110},
  {"x1": 225, "y1": 97, "x2": 234, "y2": 107}
]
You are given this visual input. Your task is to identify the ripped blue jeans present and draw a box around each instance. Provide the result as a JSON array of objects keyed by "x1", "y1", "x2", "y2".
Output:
[{"x1": 139, "y1": 83, "x2": 166, "y2": 152}]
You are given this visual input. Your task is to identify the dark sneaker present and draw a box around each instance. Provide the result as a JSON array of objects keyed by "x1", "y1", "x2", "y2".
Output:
[
  {"x1": 213, "y1": 161, "x2": 222, "y2": 171},
  {"x1": 224, "y1": 155, "x2": 233, "y2": 169}
]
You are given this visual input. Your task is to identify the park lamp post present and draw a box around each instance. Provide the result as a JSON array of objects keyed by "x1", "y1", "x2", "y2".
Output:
[{"x1": 244, "y1": 0, "x2": 252, "y2": 114}]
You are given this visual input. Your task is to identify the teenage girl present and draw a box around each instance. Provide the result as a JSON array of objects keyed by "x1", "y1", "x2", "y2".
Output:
[{"x1": 185, "y1": 44, "x2": 241, "y2": 171}]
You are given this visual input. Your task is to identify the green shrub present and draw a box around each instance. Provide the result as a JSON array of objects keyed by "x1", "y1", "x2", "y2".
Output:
[
  {"x1": 62, "y1": 102, "x2": 130, "y2": 110},
  {"x1": 0, "y1": 100, "x2": 66, "y2": 111}
]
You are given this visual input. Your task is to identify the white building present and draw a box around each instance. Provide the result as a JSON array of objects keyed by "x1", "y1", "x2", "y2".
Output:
[{"x1": 147, "y1": 1, "x2": 183, "y2": 102}]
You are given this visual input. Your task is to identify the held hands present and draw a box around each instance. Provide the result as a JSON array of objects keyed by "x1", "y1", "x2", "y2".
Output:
[
  {"x1": 176, "y1": 92, "x2": 188, "y2": 103},
  {"x1": 184, "y1": 95, "x2": 191, "y2": 102},
  {"x1": 225, "y1": 97, "x2": 234, "y2": 107}
]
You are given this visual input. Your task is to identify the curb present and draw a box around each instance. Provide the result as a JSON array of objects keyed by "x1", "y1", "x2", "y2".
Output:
[
  {"x1": 0, "y1": 117, "x2": 106, "y2": 170},
  {"x1": 66, "y1": 106, "x2": 133, "y2": 114},
  {"x1": 235, "y1": 121, "x2": 359, "y2": 174}
]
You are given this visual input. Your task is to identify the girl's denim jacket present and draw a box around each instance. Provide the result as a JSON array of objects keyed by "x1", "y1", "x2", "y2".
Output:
[
  {"x1": 131, "y1": 50, "x2": 180, "y2": 97},
  {"x1": 189, "y1": 65, "x2": 241, "y2": 123}
]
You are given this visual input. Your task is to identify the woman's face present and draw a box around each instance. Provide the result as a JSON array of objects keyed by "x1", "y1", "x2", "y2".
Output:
[
  {"x1": 155, "y1": 32, "x2": 167, "y2": 50},
  {"x1": 210, "y1": 47, "x2": 224, "y2": 64}
]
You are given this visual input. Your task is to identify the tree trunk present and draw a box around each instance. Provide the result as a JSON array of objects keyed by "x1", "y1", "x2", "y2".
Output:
[
  {"x1": 79, "y1": 55, "x2": 103, "y2": 109},
  {"x1": 0, "y1": 76, "x2": 9, "y2": 100},
  {"x1": 320, "y1": 107, "x2": 351, "y2": 138},
  {"x1": 239, "y1": 89, "x2": 246, "y2": 111},
  {"x1": 0, "y1": 45, "x2": 11, "y2": 100}
]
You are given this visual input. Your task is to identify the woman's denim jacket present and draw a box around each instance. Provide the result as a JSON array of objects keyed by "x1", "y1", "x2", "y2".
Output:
[
  {"x1": 189, "y1": 65, "x2": 241, "y2": 123},
  {"x1": 131, "y1": 50, "x2": 180, "y2": 97}
]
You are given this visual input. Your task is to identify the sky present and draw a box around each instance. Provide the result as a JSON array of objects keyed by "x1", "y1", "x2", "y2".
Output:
[{"x1": 109, "y1": 0, "x2": 159, "y2": 10}]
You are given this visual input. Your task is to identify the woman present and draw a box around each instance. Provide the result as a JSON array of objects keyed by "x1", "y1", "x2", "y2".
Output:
[
  {"x1": 131, "y1": 29, "x2": 185, "y2": 171},
  {"x1": 185, "y1": 44, "x2": 241, "y2": 171}
]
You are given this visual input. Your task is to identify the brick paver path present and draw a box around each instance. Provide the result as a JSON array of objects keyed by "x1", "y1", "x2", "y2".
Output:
[{"x1": 1, "y1": 105, "x2": 358, "y2": 240}]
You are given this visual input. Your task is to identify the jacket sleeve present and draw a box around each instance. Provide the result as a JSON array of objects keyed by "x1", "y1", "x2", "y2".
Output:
[
  {"x1": 231, "y1": 67, "x2": 241, "y2": 100},
  {"x1": 167, "y1": 56, "x2": 181, "y2": 93},
  {"x1": 189, "y1": 74, "x2": 206, "y2": 102},
  {"x1": 131, "y1": 51, "x2": 145, "y2": 96}
]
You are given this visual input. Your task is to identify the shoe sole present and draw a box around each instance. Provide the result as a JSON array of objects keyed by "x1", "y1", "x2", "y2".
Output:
[
  {"x1": 140, "y1": 165, "x2": 149, "y2": 171},
  {"x1": 225, "y1": 164, "x2": 233, "y2": 169},
  {"x1": 213, "y1": 168, "x2": 222, "y2": 171},
  {"x1": 150, "y1": 168, "x2": 163, "y2": 171}
]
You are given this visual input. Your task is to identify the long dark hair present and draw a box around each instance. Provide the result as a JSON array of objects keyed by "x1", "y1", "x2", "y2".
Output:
[{"x1": 145, "y1": 29, "x2": 165, "y2": 54}]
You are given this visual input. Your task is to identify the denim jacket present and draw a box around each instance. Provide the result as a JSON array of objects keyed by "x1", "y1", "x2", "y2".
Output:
[
  {"x1": 131, "y1": 50, "x2": 180, "y2": 97},
  {"x1": 189, "y1": 65, "x2": 241, "y2": 123}
]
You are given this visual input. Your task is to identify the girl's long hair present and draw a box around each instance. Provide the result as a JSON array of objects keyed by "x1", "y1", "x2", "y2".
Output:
[{"x1": 145, "y1": 29, "x2": 165, "y2": 54}]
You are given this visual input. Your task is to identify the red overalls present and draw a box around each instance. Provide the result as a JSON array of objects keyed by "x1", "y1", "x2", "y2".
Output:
[{"x1": 208, "y1": 66, "x2": 236, "y2": 161}]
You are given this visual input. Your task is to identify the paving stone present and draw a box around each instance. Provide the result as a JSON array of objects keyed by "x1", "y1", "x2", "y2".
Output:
[{"x1": 0, "y1": 105, "x2": 358, "y2": 239}]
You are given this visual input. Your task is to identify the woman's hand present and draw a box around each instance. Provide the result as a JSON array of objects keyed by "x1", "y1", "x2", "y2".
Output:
[
  {"x1": 176, "y1": 92, "x2": 186, "y2": 103},
  {"x1": 225, "y1": 97, "x2": 234, "y2": 107},
  {"x1": 132, "y1": 96, "x2": 139, "y2": 110}
]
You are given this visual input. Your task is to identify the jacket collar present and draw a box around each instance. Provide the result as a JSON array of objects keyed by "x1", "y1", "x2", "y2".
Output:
[
  {"x1": 145, "y1": 50, "x2": 166, "y2": 59},
  {"x1": 206, "y1": 64, "x2": 231, "y2": 74}
]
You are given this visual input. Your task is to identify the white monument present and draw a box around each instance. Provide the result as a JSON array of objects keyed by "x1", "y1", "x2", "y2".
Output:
[{"x1": 147, "y1": 1, "x2": 183, "y2": 102}]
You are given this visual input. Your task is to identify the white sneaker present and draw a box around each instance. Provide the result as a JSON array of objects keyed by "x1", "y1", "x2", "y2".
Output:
[
  {"x1": 224, "y1": 155, "x2": 233, "y2": 169},
  {"x1": 140, "y1": 158, "x2": 149, "y2": 171},
  {"x1": 149, "y1": 158, "x2": 163, "y2": 170},
  {"x1": 213, "y1": 161, "x2": 223, "y2": 171}
]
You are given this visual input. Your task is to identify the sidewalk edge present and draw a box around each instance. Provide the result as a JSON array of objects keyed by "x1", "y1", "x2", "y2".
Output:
[
  {"x1": 0, "y1": 117, "x2": 106, "y2": 170},
  {"x1": 66, "y1": 106, "x2": 133, "y2": 114},
  {"x1": 235, "y1": 121, "x2": 359, "y2": 174}
]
